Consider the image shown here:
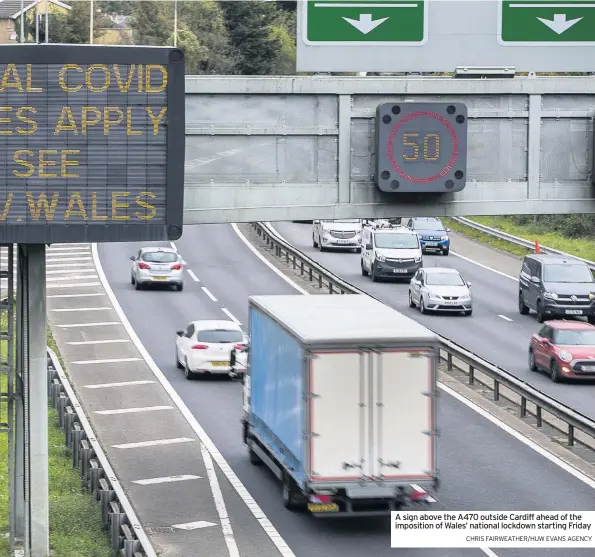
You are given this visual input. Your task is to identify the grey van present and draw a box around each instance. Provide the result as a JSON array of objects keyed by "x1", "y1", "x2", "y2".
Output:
[{"x1": 518, "y1": 254, "x2": 595, "y2": 324}]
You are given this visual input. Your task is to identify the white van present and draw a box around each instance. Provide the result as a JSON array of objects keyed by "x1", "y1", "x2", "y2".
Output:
[
  {"x1": 312, "y1": 219, "x2": 362, "y2": 252},
  {"x1": 360, "y1": 224, "x2": 423, "y2": 281}
]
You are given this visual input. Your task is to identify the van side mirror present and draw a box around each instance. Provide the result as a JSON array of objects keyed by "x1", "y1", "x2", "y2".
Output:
[
  {"x1": 129, "y1": 256, "x2": 135, "y2": 261},
  {"x1": 366, "y1": 243, "x2": 373, "y2": 250},
  {"x1": 313, "y1": 220, "x2": 320, "y2": 225},
  {"x1": 467, "y1": 281, "x2": 472, "y2": 287},
  {"x1": 176, "y1": 330, "x2": 184, "y2": 337},
  {"x1": 531, "y1": 276, "x2": 540, "y2": 284}
]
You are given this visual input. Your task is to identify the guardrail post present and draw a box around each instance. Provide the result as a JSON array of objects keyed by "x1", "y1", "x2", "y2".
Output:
[
  {"x1": 520, "y1": 397, "x2": 527, "y2": 418},
  {"x1": 493, "y1": 380, "x2": 500, "y2": 401},
  {"x1": 308, "y1": 267, "x2": 312, "y2": 281},
  {"x1": 64, "y1": 407, "x2": 75, "y2": 448},
  {"x1": 536, "y1": 406, "x2": 542, "y2": 427},
  {"x1": 72, "y1": 423, "x2": 83, "y2": 468},
  {"x1": 46, "y1": 365, "x2": 55, "y2": 396},
  {"x1": 300, "y1": 261, "x2": 304, "y2": 276},
  {"x1": 99, "y1": 478, "x2": 115, "y2": 527},
  {"x1": 329, "y1": 283, "x2": 333, "y2": 294},
  {"x1": 121, "y1": 524, "x2": 141, "y2": 557},
  {"x1": 51, "y1": 378, "x2": 62, "y2": 408},
  {"x1": 285, "y1": 251, "x2": 289, "y2": 264},
  {"x1": 292, "y1": 255, "x2": 296, "y2": 269},
  {"x1": 57, "y1": 392, "x2": 68, "y2": 428},
  {"x1": 318, "y1": 274, "x2": 322, "y2": 289},
  {"x1": 80, "y1": 439, "x2": 93, "y2": 483},
  {"x1": 447, "y1": 352, "x2": 453, "y2": 371},
  {"x1": 89, "y1": 458, "x2": 104, "y2": 498},
  {"x1": 109, "y1": 501, "x2": 125, "y2": 551},
  {"x1": 567, "y1": 424, "x2": 575, "y2": 446},
  {"x1": 468, "y1": 366, "x2": 474, "y2": 385}
]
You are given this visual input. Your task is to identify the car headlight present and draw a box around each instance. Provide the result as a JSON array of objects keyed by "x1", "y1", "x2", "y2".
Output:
[
  {"x1": 414, "y1": 256, "x2": 422, "y2": 263},
  {"x1": 376, "y1": 253, "x2": 386, "y2": 262},
  {"x1": 589, "y1": 292, "x2": 595, "y2": 301},
  {"x1": 441, "y1": 235, "x2": 449, "y2": 241},
  {"x1": 543, "y1": 292, "x2": 558, "y2": 300},
  {"x1": 558, "y1": 349, "x2": 573, "y2": 363},
  {"x1": 427, "y1": 291, "x2": 442, "y2": 300},
  {"x1": 459, "y1": 295, "x2": 471, "y2": 301}
]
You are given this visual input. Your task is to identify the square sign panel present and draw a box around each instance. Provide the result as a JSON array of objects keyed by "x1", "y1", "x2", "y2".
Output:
[
  {"x1": 0, "y1": 45, "x2": 185, "y2": 244},
  {"x1": 375, "y1": 102, "x2": 468, "y2": 193}
]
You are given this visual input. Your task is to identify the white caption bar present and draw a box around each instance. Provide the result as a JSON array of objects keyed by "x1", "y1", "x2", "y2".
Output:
[{"x1": 391, "y1": 511, "x2": 595, "y2": 548}]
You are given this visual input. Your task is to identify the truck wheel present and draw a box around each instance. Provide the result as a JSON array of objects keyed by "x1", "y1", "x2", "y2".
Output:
[
  {"x1": 371, "y1": 265, "x2": 379, "y2": 282},
  {"x1": 361, "y1": 261, "x2": 368, "y2": 276},
  {"x1": 282, "y1": 475, "x2": 304, "y2": 511},
  {"x1": 518, "y1": 293, "x2": 529, "y2": 315}
]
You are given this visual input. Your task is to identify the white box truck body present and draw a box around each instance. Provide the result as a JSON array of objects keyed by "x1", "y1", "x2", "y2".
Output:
[{"x1": 241, "y1": 294, "x2": 439, "y2": 516}]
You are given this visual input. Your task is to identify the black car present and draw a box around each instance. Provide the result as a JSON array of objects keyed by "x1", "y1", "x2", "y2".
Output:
[{"x1": 518, "y1": 254, "x2": 595, "y2": 324}]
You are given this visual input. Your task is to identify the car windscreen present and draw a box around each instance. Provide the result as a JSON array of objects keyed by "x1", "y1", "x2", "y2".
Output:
[
  {"x1": 374, "y1": 233, "x2": 418, "y2": 249},
  {"x1": 196, "y1": 329, "x2": 244, "y2": 343},
  {"x1": 322, "y1": 219, "x2": 360, "y2": 224},
  {"x1": 555, "y1": 329, "x2": 595, "y2": 345},
  {"x1": 413, "y1": 219, "x2": 445, "y2": 231},
  {"x1": 141, "y1": 251, "x2": 178, "y2": 263},
  {"x1": 425, "y1": 273, "x2": 465, "y2": 286},
  {"x1": 543, "y1": 264, "x2": 593, "y2": 283}
]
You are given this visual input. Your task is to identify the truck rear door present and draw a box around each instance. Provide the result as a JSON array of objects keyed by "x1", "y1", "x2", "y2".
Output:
[
  {"x1": 372, "y1": 349, "x2": 436, "y2": 481},
  {"x1": 308, "y1": 351, "x2": 370, "y2": 482}
]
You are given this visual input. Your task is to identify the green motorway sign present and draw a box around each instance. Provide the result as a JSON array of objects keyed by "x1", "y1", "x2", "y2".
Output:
[
  {"x1": 500, "y1": 0, "x2": 595, "y2": 42},
  {"x1": 304, "y1": 0, "x2": 427, "y2": 44}
]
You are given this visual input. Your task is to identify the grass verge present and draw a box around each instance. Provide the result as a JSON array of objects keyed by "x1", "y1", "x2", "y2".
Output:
[{"x1": 0, "y1": 315, "x2": 111, "y2": 557}]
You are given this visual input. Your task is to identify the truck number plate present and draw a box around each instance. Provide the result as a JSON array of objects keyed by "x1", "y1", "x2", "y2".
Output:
[
  {"x1": 308, "y1": 503, "x2": 339, "y2": 513},
  {"x1": 565, "y1": 309, "x2": 583, "y2": 315}
]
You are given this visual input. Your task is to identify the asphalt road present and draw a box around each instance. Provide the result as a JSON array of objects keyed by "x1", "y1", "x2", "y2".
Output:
[
  {"x1": 99, "y1": 223, "x2": 594, "y2": 557},
  {"x1": 271, "y1": 222, "x2": 595, "y2": 420}
]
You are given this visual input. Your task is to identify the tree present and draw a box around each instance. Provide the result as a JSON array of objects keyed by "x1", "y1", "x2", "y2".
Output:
[
  {"x1": 99, "y1": 1, "x2": 133, "y2": 15},
  {"x1": 40, "y1": 0, "x2": 111, "y2": 44},
  {"x1": 268, "y1": 24, "x2": 295, "y2": 75},
  {"x1": 130, "y1": 0, "x2": 171, "y2": 46},
  {"x1": 220, "y1": 1, "x2": 282, "y2": 75},
  {"x1": 167, "y1": 23, "x2": 208, "y2": 75}
]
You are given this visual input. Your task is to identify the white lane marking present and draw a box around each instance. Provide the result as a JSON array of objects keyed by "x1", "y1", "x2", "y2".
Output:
[
  {"x1": 44, "y1": 257, "x2": 93, "y2": 263},
  {"x1": 72, "y1": 357, "x2": 142, "y2": 365},
  {"x1": 48, "y1": 293, "x2": 106, "y2": 299},
  {"x1": 221, "y1": 308, "x2": 241, "y2": 325},
  {"x1": 46, "y1": 262, "x2": 93, "y2": 269},
  {"x1": 231, "y1": 223, "x2": 309, "y2": 296},
  {"x1": 253, "y1": 225, "x2": 595, "y2": 492},
  {"x1": 172, "y1": 521, "x2": 217, "y2": 530},
  {"x1": 46, "y1": 268, "x2": 96, "y2": 275},
  {"x1": 57, "y1": 321, "x2": 122, "y2": 328},
  {"x1": 200, "y1": 441, "x2": 240, "y2": 556},
  {"x1": 169, "y1": 242, "x2": 178, "y2": 251},
  {"x1": 92, "y1": 243, "x2": 297, "y2": 557},
  {"x1": 132, "y1": 475, "x2": 201, "y2": 485},
  {"x1": 201, "y1": 286, "x2": 218, "y2": 302},
  {"x1": 47, "y1": 275, "x2": 98, "y2": 282},
  {"x1": 94, "y1": 405, "x2": 173, "y2": 415},
  {"x1": 47, "y1": 282, "x2": 101, "y2": 289},
  {"x1": 51, "y1": 307, "x2": 112, "y2": 312},
  {"x1": 84, "y1": 380, "x2": 156, "y2": 389},
  {"x1": 113, "y1": 437, "x2": 195, "y2": 450},
  {"x1": 481, "y1": 550, "x2": 500, "y2": 557},
  {"x1": 450, "y1": 250, "x2": 517, "y2": 282},
  {"x1": 68, "y1": 339, "x2": 130, "y2": 346},
  {"x1": 498, "y1": 315, "x2": 513, "y2": 322},
  {"x1": 46, "y1": 251, "x2": 90, "y2": 257},
  {"x1": 187, "y1": 269, "x2": 200, "y2": 282},
  {"x1": 47, "y1": 247, "x2": 90, "y2": 252},
  {"x1": 409, "y1": 484, "x2": 437, "y2": 503},
  {"x1": 441, "y1": 382, "x2": 595, "y2": 489}
]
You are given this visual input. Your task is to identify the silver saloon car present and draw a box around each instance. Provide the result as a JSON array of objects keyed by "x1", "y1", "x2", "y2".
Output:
[
  {"x1": 130, "y1": 247, "x2": 185, "y2": 291},
  {"x1": 408, "y1": 267, "x2": 473, "y2": 316}
]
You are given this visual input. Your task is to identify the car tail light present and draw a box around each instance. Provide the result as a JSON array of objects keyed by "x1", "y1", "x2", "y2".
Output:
[
  {"x1": 191, "y1": 344, "x2": 208, "y2": 350},
  {"x1": 138, "y1": 263, "x2": 150, "y2": 270},
  {"x1": 171, "y1": 263, "x2": 182, "y2": 270},
  {"x1": 234, "y1": 344, "x2": 245, "y2": 351}
]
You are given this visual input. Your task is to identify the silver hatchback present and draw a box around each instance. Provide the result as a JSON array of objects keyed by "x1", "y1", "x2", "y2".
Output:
[{"x1": 130, "y1": 247, "x2": 185, "y2": 291}]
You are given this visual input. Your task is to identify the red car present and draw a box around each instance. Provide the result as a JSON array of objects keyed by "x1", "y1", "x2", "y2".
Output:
[{"x1": 529, "y1": 320, "x2": 595, "y2": 382}]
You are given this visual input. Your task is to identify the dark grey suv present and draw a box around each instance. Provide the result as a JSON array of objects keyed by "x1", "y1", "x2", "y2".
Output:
[{"x1": 518, "y1": 254, "x2": 595, "y2": 324}]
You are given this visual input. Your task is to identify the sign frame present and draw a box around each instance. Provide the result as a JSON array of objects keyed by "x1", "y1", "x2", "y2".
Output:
[
  {"x1": 296, "y1": 0, "x2": 595, "y2": 73},
  {"x1": 302, "y1": 0, "x2": 429, "y2": 47},
  {"x1": 0, "y1": 45, "x2": 185, "y2": 245},
  {"x1": 375, "y1": 102, "x2": 468, "y2": 194}
]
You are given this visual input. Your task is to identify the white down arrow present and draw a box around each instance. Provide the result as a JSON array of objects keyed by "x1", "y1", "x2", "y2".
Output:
[
  {"x1": 342, "y1": 14, "x2": 389, "y2": 34},
  {"x1": 536, "y1": 13, "x2": 582, "y2": 34}
]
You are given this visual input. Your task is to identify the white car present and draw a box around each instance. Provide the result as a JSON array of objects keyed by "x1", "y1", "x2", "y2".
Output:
[
  {"x1": 312, "y1": 219, "x2": 362, "y2": 252},
  {"x1": 130, "y1": 247, "x2": 185, "y2": 291},
  {"x1": 175, "y1": 320, "x2": 248, "y2": 380},
  {"x1": 408, "y1": 267, "x2": 473, "y2": 316}
]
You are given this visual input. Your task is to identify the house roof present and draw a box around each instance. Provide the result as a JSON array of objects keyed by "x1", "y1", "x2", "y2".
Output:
[{"x1": 1, "y1": 0, "x2": 71, "y2": 19}]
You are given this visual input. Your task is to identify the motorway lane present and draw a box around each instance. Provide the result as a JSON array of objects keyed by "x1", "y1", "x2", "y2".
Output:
[
  {"x1": 99, "y1": 226, "x2": 594, "y2": 557},
  {"x1": 272, "y1": 222, "x2": 595, "y2": 419}
]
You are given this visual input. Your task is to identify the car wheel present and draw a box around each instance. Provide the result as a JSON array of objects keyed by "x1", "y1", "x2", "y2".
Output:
[
  {"x1": 442, "y1": 248, "x2": 449, "y2": 256},
  {"x1": 588, "y1": 316, "x2": 595, "y2": 325},
  {"x1": 408, "y1": 290, "x2": 416, "y2": 308},
  {"x1": 184, "y1": 358, "x2": 194, "y2": 380},
  {"x1": 371, "y1": 265, "x2": 379, "y2": 282},
  {"x1": 176, "y1": 348, "x2": 183, "y2": 369},
  {"x1": 135, "y1": 280, "x2": 143, "y2": 290},
  {"x1": 361, "y1": 260, "x2": 368, "y2": 276},
  {"x1": 528, "y1": 349, "x2": 537, "y2": 371},
  {"x1": 131, "y1": 275, "x2": 135, "y2": 285},
  {"x1": 319, "y1": 239, "x2": 325, "y2": 252},
  {"x1": 312, "y1": 234, "x2": 318, "y2": 248},
  {"x1": 176, "y1": 283, "x2": 184, "y2": 292},
  {"x1": 420, "y1": 297, "x2": 426, "y2": 314},
  {"x1": 536, "y1": 300, "x2": 545, "y2": 323},
  {"x1": 464, "y1": 309, "x2": 472, "y2": 316},
  {"x1": 518, "y1": 293, "x2": 529, "y2": 315},
  {"x1": 550, "y1": 360, "x2": 561, "y2": 383}
]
